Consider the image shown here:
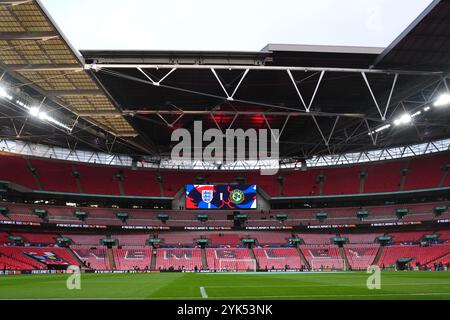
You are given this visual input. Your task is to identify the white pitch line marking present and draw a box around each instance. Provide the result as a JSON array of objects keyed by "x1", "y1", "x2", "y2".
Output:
[
  {"x1": 200, "y1": 286, "x2": 208, "y2": 299},
  {"x1": 204, "y1": 292, "x2": 450, "y2": 299},
  {"x1": 204, "y1": 282, "x2": 450, "y2": 289}
]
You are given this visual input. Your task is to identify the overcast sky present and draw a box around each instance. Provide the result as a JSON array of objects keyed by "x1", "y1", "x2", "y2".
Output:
[{"x1": 41, "y1": 0, "x2": 433, "y2": 52}]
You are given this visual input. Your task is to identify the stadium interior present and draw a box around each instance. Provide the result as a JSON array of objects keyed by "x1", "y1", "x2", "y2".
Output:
[{"x1": 0, "y1": 0, "x2": 450, "y2": 281}]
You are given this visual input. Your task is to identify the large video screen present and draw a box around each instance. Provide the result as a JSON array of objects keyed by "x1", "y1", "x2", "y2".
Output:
[{"x1": 186, "y1": 184, "x2": 257, "y2": 210}]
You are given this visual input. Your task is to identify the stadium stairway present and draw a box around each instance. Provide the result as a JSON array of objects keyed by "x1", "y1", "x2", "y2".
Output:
[
  {"x1": 201, "y1": 248, "x2": 208, "y2": 270},
  {"x1": 117, "y1": 178, "x2": 125, "y2": 196},
  {"x1": 26, "y1": 158, "x2": 43, "y2": 191},
  {"x1": 107, "y1": 247, "x2": 116, "y2": 270},
  {"x1": 73, "y1": 168, "x2": 83, "y2": 193},
  {"x1": 67, "y1": 246, "x2": 84, "y2": 268},
  {"x1": 158, "y1": 179, "x2": 164, "y2": 197},
  {"x1": 399, "y1": 161, "x2": 409, "y2": 191},
  {"x1": 295, "y1": 245, "x2": 310, "y2": 269},
  {"x1": 248, "y1": 247, "x2": 260, "y2": 270},
  {"x1": 150, "y1": 249, "x2": 156, "y2": 271},
  {"x1": 372, "y1": 246, "x2": 384, "y2": 266},
  {"x1": 425, "y1": 251, "x2": 450, "y2": 266},
  {"x1": 359, "y1": 171, "x2": 365, "y2": 193},
  {"x1": 439, "y1": 169, "x2": 449, "y2": 187},
  {"x1": 318, "y1": 171, "x2": 325, "y2": 195},
  {"x1": 339, "y1": 247, "x2": 350, "y2": 271}
]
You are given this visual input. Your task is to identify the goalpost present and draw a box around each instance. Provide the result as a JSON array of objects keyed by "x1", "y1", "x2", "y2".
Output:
[
  {"x1": 310, "y1": 258, "x2": 347, "y2": 271},
  {"x1": 217, "y1": 259, "x2": 257, "y2": 272}
]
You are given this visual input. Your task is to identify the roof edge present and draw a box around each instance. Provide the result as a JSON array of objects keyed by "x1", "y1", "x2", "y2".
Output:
[
  {"x1": 371, "y1": 0, "x2": 442, "y2": 68},
  {"x1": 261, "y1": 43, "x2": 384, "y2": 54}
]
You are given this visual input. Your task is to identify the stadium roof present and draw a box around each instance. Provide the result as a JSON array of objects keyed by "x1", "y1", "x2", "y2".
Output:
[{"x1": 0, "y1": 0, "x2": 449, "y2": 162}]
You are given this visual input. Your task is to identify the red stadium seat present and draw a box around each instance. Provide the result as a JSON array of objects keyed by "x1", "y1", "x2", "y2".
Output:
[
  {"x1": 156, "y1": 248, "x2": 202, "y2": 271},
  {"x1": 253, "y1": 247, "x2": 302, "y2": 270},
  {"x1": 72, "y1": 245, "x2": 110, "y2": 270},
  {"x1": 113, "y1": 246, "x2": 152, "y2": 270}
]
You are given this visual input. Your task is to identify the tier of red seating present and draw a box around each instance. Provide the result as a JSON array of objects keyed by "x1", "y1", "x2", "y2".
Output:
[
  {"x1": 11, "y1": 232, "x2": 57, "y2": 244},
  {"x1": 363, "y1": 161, "x2": 404, "y2": 193},
  {"x1": 0, "y1": 246, "x2": 79, "y2": 270},
  {"x1": 0, "y1": 154, "x2": 37, "y2": 189},
  {"x1": 253, "y1": 247, "x2": 302, "y2": 270},
  {"x1": 122, "y1": 170, "x2": 160, "y2": 196},
  {"x1": 30, "y1": 158, "x2": 78, "y2": 193},
  {"x1": 62, "y1": 234, "x2": 104, "y2": 245},
  {"x1": 377, "y1": 244, "x2": 450, "y2": 267},
  {"x1": 1, "y1": 152, "x2": 450, "y2": 197},
  {"x1": 156, "y1": 248, "x2": 202, "y2": 270},
  {"x1": 205, "y1": 248, "x2": 254, "y2": 271},
  {"x1": 300, "y1": 245, "x2": 344, "y2": 270},
  {"x1": 344, "y1": 244, "x2": 380, "y2": 270},
  {"x1": 110, "y1": 234, "x2": 149, "y2": 246},
  {"x1": 0, "y1": 232, "x2": 9, "y2": 244},
  {"x1": 113, "y1": 246, "x2": 152, "y2": 270},
  {"x1": 388, "y1": 231, "x2": 430, "y2": 243},
  {"x1": 0, "y1": 247, "x2": 46, "y2": 270},
  {"x1": 340, "y1": 233, "x2": 382, "y2": 244},
  {"x1": 72, "y1": 245, "x2": 110, "y2": 270},
  {"x1": 248, "y1": 232, "x2": 292, "y2": 244},
  {"x1": 159, "y1": 232, "x2": 201, "y2": 245},
  {"x1": 298, "y1": 233, "x2": 336, "y2": 245},
  {"x1": 403, "y1": 155, "x2": 448, "y2": 190},
  {"x1": 2, "y1": 200, "x2": 449, "y2": 228},
  {"x1": 209, "y1": 233, "x2": 241, "y2": 246},
  {"x1": 1, "y1": 230, "x2": 449, "y2": 271}
]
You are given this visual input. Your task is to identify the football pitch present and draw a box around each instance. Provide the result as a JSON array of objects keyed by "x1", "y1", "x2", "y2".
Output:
[{"x1": 0, "y1": 271, "x2": 449, "y2": 300}]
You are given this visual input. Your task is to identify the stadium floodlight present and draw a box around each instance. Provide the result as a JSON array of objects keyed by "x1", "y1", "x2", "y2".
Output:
[
  {"x1": 368, "y1": 123, "x2": 391, "y2": 136},
  {"x1": 411, "y1": 110, "x2": 421, "y2": 118},
  {"x1": 29, "y1": 106, "x2": 40, "y2": 117},
  {"x1": 27, "y1": 106, "x2": 71, "y2": 131},
  {"x1": 0, "y1": 86, "x2": 13, "y2": 100},
  {"x1": 376, "y1": 124, "x2": 391, "y2": 132},
  {"x1": 393, "y1": 113, "x2": 412, "y2": 126},
  {"x1": 424, "y1": 106, "x2": 431, "y2": 112},
  {"x1": 16, "y1": 100, "x2": 28, "y2": 108},
  {"x1": 47, "y1": 117, "x2": 72, "y2": 131},
  {"x1": 38, "y1": 111, "x2": 48, "y2": 121},
  {"x1": 2, "y1": 81, "x2": 71, "y2": 132},
  {"x1": 433, "y1": 93, "x2": 450, "y2": 107}
]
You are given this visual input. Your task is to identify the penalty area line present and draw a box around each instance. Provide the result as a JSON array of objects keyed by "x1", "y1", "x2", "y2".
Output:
[{"x1": 200, "y1": 286, "x2": 208, "y2": 299}]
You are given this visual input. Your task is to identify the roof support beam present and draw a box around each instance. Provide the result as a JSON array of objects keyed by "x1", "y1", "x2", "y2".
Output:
[
  {"x1": 137, "y1": 67, "x2": 177, "y2": 86},
  {"x1": 77, "y1": 110, "x2": 122, "y2": 117},
  {"x1": 47, "y1": 89, "x2": 104, "y2": 97},
  {"x1": 0, "y1": 0, "x2": 33, "y2": 5},
  {"x1": 8, "y1": 64, "x2": 82, "y2": 72},
  {"x1": 0, "y1": 32, "x2": 58, "y2": 41},
  {"x1": 210, "y1": 68, "x2": 249, "y2": 101},
  {"x1": 262, "y1": 113, "x2": 290, "y2": 143},
  {"x1": 87, "y1": 63, "x2": 443, "y2": 76},
  {"x1": 384, "y1": 73, "x2": 399, "y2": 119},
  {"x1": 287, "y1": 70, "x2": 325, "y2": 112},
  {"x1": 92, "y1": 109, "x2": 367, "y2": 119},
  {"x1": 361, "y1": 72, "x2": 385, "y2": 120}
]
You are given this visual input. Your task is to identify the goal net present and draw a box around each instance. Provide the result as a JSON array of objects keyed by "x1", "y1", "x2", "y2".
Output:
[
  {"x1": 217, "y1": 259, "x2": 257, "y2": 272},
  {"x1": 310, "y1": 258, "x2": 347, "y2": 271}
]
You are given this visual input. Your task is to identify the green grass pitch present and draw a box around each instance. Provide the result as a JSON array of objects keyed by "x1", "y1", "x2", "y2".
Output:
[{"x1": 0, "y1": 271, "x2": 449, "y2": 300}]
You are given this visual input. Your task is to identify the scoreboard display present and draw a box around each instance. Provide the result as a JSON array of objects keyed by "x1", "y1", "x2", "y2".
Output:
[{"x1": 185, "y1": 184, "x2": 257, "y2": 210}]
